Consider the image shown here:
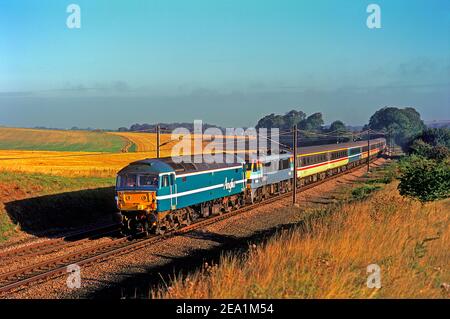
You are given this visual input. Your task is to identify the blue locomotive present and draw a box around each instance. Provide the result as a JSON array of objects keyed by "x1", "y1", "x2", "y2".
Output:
[{"x1": 116, "y1": 155, "x2": 246, "y2": 234}]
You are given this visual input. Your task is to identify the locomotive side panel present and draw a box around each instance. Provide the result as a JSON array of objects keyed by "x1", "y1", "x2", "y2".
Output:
[{"x1": 156, "y1": 166, "x2": 246, "y2": 211}]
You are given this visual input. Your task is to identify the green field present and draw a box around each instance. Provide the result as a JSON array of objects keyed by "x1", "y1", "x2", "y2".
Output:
[{"x1": 0, "y1": 127, "x2": 128, "y2": 152}]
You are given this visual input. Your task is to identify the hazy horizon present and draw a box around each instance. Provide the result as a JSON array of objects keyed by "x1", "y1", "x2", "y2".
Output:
[{"x1": 1, "y1": 0, "x2": 449, "y2": 129}]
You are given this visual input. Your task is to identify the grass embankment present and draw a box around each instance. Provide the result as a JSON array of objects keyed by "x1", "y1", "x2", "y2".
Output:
[
  {"x1": 0, "y1": 171, "x2": 115, "y2": 242},
  {"x1": 154, "y1": 165, "x2": 450, "y2": 298},
  {"x1": 0, "y1": 127, "x2": 128, "y2": 152}
]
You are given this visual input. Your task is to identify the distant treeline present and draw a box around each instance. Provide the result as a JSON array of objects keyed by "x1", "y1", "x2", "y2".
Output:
[
  {"x1": 30, "y1": 107, "x2": 445, "y2": 135},
  {"x1": 118, "y1": 122, "x2": 224, "y2": 133}
]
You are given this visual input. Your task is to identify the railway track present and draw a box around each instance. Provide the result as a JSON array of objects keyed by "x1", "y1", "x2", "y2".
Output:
[
  {"x1": 0, "y1": 223, "x2": 120, "y2": 262},
  {"x1": 0, "y1": 157, "x2": 389, "y2": 295}
]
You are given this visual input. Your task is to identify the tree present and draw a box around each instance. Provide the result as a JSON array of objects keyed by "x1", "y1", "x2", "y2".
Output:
[
  {"x1": 285, "y1": 110, "x2": 306, "y2": 128},
  {"x1": 398, "y1": 155, "x2": 450, "y2": 202},
  {"x1": 418, "y1": 128, "x2": 450, "y2": 149},
  {"x1": 299, "y1": 112, "x2": 324, "y2": 131},
  {"x1": 256, "y1": 113, "x2": 285, "y2": 129},
  {"x1": 409, "y1": 139, "x2": 450, "y2": 161},
  {"x1": 329, "y1": 120, "x2": 347, "y2": 133},
  {"x1": 368, "y1": 107, "x2": 426, "y2": 149},
  {"x1": 256, "y1": 109, "x2": 306, "y2": 130},
  {"x1": 407, "y1": 128, "x2": 450, "y2": 160}
]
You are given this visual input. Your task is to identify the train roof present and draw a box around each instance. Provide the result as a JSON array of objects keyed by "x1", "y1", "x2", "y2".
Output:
[
  {"x1": 297, "y1": 138, "x2": 386, "y2": 156},
  {"x1": 118, "y1": 154, "x2": 245, "y2": 176},
  {"x1": 117, "y1": 138, "x2": 385, "y2": 175}
]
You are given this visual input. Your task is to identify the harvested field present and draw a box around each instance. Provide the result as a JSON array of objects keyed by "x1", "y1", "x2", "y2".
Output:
[
  {"x1": 0, "y1": 150, "x2": 156, "y2": 177},
  {"x1": 110, "y1": 131, "x2": 252, "y2": 154}
]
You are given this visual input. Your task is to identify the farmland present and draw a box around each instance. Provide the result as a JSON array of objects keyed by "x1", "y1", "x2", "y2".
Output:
[
  {"x1": 110, "y1": 131, "x2": 251, "y2": 153},
  {"x1": 0, "y1": 127, "x2": 128, "y2": 152},
  {"x1": 0, "y1": 126, "x2": 255, "y2": 177},
  {"x1": 109, "y1": 132, "x2": 174, "y2": 153},
  {"x1": 0, "y1": 150, "x2": 155, "y2": 177}
]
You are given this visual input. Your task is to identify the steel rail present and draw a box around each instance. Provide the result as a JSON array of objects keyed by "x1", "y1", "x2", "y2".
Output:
[{"x1": 0, "y1": 223, "x2": 121, "y2": 260}]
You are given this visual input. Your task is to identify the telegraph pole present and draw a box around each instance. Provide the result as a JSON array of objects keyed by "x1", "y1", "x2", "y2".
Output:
[
  {"x1": 387, "y1": 131, "x2": 391, "y2": 157},
  {"x1": 156, "y1": 125, "x2": 161, "y2": 158},
  {"x1": 293, "y1": 125, "x2": 298, "y2": 206},
  {"x1": 367, "y1": 128, "x2": 370, "y2": 172}
]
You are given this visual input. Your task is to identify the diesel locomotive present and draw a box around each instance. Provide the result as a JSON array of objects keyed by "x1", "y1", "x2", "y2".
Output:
[{"x1": 115, "y1": 138, "x2": 386, "y2": 235}]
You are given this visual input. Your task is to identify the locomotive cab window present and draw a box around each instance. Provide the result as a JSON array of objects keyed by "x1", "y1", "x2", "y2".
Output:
[
  {"x1": 138, "y1": 175, "x2": 158, "y2": 187},
  {"x1": 118, "y1": 174, "x2": 137, "y2": 188}
]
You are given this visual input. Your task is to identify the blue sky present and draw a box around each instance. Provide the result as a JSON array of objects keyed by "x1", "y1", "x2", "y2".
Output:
[{"x1": 0, "y1": 0, "x2": 449, "y2": 128}]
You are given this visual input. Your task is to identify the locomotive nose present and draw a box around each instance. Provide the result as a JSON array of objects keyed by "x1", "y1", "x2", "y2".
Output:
[{"x1": 117, "y1": 191, "x2": 157, "y2": 211}]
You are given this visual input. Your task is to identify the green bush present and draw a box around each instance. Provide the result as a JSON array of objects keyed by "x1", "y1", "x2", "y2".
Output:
[
  {"x1": 409, "y1": 139, "x2": 449, "y2": 161},
  {"x1": 398, "y1": 155, "x2": 450, "y2": 202},
  {"x1": 351, "y1": 185, "x2": 381, "y2": 200}
]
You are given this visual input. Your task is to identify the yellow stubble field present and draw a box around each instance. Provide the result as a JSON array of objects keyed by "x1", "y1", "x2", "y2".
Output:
[
  {"x1": 0, "y1": 127, "x2": 255, "y2": 178},
  {"x1": 0, "y1": 150, "x2": 156, "y2": 177},
  {"x1": 109, "y1": 132, "x2": 251, "y2": 152},
  {"x1": 0, "y1": 138, "x2": 253, "y2": 178}
]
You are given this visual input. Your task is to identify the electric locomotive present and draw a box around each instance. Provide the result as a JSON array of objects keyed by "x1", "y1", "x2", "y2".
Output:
[{"x1": 115, "y1": 155, "x2": 246, "y2": 235}]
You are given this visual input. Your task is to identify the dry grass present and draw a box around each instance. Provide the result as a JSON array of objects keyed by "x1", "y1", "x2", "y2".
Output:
[{"x1": 154, "y1": 182, "x2": 450, "y2": 299}]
